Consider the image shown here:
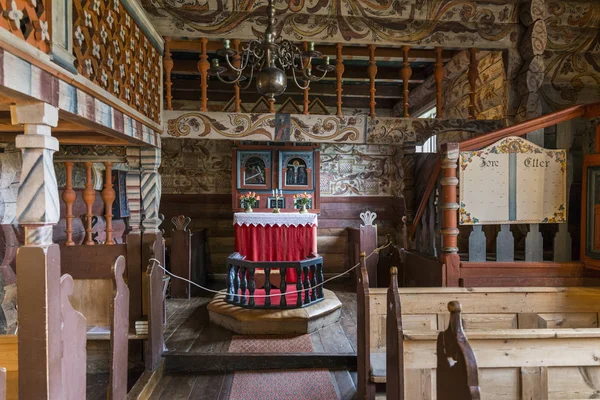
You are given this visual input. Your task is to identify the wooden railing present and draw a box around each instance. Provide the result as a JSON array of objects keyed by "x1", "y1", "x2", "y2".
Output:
[
  {"x1": 225, "y1": 253, "x2": 325, "y2": 309},
  {"x1": 411, "y1": 101, "x2": 600, "y2": 241}
]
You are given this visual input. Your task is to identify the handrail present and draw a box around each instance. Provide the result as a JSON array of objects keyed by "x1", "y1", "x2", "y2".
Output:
[{"x1": 410, "y1": 101, "x2": 600, "y2": 239}]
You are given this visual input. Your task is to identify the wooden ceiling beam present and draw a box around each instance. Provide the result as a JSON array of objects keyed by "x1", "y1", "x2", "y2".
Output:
[{"x1": 168, "y1": 39, "x2": 455, "y2": 62}]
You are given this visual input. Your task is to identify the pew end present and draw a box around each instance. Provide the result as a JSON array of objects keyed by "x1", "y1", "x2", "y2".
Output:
[{"x1": 436, "y1": 302, "x2": 481, "y2": 400}]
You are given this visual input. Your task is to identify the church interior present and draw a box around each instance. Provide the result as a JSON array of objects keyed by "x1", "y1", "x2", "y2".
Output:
[{"x1": 0, "y1": 0, "x2": 599, "y2": 399}]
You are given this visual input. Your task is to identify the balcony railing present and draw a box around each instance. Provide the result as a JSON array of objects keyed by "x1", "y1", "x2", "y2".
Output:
[{"x1": 225, "y1": 253, "x2": 324, "y2": 309}]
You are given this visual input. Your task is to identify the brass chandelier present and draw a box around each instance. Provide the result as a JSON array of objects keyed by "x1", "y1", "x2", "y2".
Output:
[{"x1": 208, "y1": 0, "x2": 335, "y2": 102}]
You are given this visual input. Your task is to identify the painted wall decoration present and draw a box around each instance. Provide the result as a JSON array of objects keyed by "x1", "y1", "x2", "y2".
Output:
[
  {"x1": 541, "y1": 1, "x2": 600, "y2": 111},
  {"x1": 459, "y1": 136, "x2": 567, "y2": 225},
  {"x1": 141, "y1": 0, "x2": 518, "y2": 48},
  {"x1": 165, "y1": 111, "x2": 367, "y2": 143},
  {"x1": 160, "y1": 139, "x2": 233, "y2": 195},
  {"x1": 73, "y1": 0, "x2": 162, "y2": 123},
  {"x1": 320, "y1": 144, "x2": 398, "y2": 196},
  {"x1": 367, "y1": 118, "x2": 505, "y2": 145}
]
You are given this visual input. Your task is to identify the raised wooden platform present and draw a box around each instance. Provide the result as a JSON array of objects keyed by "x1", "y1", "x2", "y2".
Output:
[{"x1": 208, "y1": 289, "x2": 342, "y2": 335}]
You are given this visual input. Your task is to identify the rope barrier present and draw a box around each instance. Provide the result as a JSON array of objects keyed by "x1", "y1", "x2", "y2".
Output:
[{"x1": 149, "y1": 239, "x2": 392, "y2": 299}]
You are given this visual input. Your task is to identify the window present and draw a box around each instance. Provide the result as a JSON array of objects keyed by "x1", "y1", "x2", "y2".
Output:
[{"x1": 416, "y1": 106, "x2": 437, "y2": 153}]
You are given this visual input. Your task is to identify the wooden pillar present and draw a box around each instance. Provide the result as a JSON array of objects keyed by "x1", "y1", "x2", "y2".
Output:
[
  {"x1": 163, "y1": 36, "x2": 173, "y2": 111},
  {"x1": 468, "y1": 48, "x2": 478, "y2": 120},
  {"x1": 103, "y1": 162, "x2": 115, "y2": 245},
  {"x1": 401, "y1": 45, "x2": 411, "y2": 117},
  {"x1": 141, "y1": 148, "x2": 162, "y2": 234},
  {"x1": 198, "y1": 37, "x2": 209, "y2": 112},
  {"x1": 62, "y1": 162, "x2": 75, "y2": 246},
  {"x1": 368, "y1": 44, "x2": 377, "y2": 118},
  {"x1": 434, "y1": 47, "x2": 445, "y2": 118},
  {"x1": 11, "y1": 102, "x2": 63, "y2": 399},
  {"x1": 170, "y1": 216, "x2": 192, "y2": 299},
  {"x1": 83, "y1": 162, "x2": 95, "y2": 245},
  {"x1": 125, "y1": 148, "x2": 143, "y2": 326},
  {"x1": 440, "y1": 143, "x2": 460, "y2": 286},
  {"x1": 303, "y1": 42, "x2": 310, "y2": 115},
  {"x1": 233, "y1": 39, "x2": 242, "y2": 113},
  {"x1": 335, "y1": 43, "x2": 344, "y2": 117}
]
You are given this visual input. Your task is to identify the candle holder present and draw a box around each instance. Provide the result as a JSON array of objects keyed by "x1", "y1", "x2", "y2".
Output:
[{"x1": 272, "y1": 189, "x2": 282, "y2": 213}]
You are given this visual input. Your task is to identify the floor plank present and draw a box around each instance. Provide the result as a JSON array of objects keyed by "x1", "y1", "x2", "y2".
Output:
[
  {"x1": 331, "y1": 369, "x2": 357, "y2": 400},
  {"x1": 158, "y1": 374, "x2": 197, "y2": 400},
  {"x1": 217, "y1": 373, "x2": 234, "y2": 400},
  {"x1": 317, "y1": 322, "x2": 355, "y2": 354},
  {"x1": 164, "y1": 297, "x2": 206, "y2": 342},
  {"x1": 166, "y1": 305, "x2": 208, "y2": 352},
  {"x1": 148, "y1": 375, "x2": 172, "y2": 400},
  {"x1": 189, "y1": 373, "x2": 225, "y2": 399},
  {"x1": 188, "y1": 322, "x2": 233, "y2": 353}
]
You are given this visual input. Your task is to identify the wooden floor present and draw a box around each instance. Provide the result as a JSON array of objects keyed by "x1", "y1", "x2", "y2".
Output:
[
  {"x1": 164, "y1": 283, "x2": 358, "y2": 355},
  {"x1": 148, "y1": 282, "x2": 360, "y2": 399}
]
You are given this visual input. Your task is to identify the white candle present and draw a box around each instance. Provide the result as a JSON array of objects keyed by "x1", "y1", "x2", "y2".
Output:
[{"x1": 272, "y1": 189, "x2": 275, "y2": 197}]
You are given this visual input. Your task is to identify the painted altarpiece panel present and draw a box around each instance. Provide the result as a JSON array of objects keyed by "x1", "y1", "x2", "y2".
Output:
[{"x1": 459, "y1": 137, "x2": 566, "y2": 225}]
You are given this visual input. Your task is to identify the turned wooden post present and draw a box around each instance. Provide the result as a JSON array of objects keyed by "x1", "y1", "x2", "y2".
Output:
[
  {"x1": 368, "y1": 44, "x2": 377, "y2": 118},
  {"x1": 440, "y1": 143, "x2": 460, "y2": 286},
  {"x1": 198, "y1": 37, "x2": 209, "y2": 112},
  {"x1": 233, "y1": 39, "x2": 242, "y2": 113},
  {"x1": 434, "y1": 47, "x2": 445, "y2": 118},
  {"x1": 268, "y1": 98, "x2": 275, "y2": 113},
  {"x1": 468, "y1": 48, "x2": 478, "y2": 120},
  {"x1": 83, "y1": 162, "x2": 95, "y2": 245},
  {"x1": 401, "y1": 45, "x2": 412, "y2": 117},
  {"x1": 303, "y1": 42, "x2": 310, "y2": 115},
  {"x1": 170, "y1": 215, "x2": 192, "y2": 299},
  {"x1": 336, "y1": 43, "x2": 344, "y2": 116},
  {"x1": 163, "y1": 36, "x2": 173, "y2": 111},
  {"x1": 62, "y1": 162, "x2": 76, "y2": 246},
  {"x1": 102, "y1": 162, "x2": 116, "y2": 245},
  {"x1": 12, "y1": 102, "x2": 64, "y2": 399}
]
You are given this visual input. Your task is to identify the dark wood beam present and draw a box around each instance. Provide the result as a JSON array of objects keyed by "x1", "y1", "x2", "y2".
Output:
[
  {"x1": 169, "y1": 39, "x2": 455, "y2": 62},
  {"x1": 165, "y1": 353, "x2": 357, "y2": 373}
]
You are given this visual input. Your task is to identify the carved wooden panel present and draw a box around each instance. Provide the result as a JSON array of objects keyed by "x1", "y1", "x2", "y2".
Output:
[
  {"x1": 73, "y1": 0, "x2": 161, "y2": 123},
  {"x1": 0, "y1": 0, "x2": 49, "y2": 52}
]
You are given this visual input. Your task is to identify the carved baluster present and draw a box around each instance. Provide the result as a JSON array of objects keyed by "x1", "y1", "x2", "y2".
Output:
[
  {"x1": 62, "y1": 162, "x2": 76, "y2": 246},
  {"x1": 248, "y1": 268, "x2": 256, "y2": 307},
  {"x1": 264, "y1": 267, "x2": 271, "y2": 307},
  {"x1": 440, "y1": 143, "x2": 461, "y2": 287},
  {"x1": 233, "y1": 39, "x2": 242, "y2": 112},
  {"x1": 310, "y1": 264, "x2": 317, "y2": 300},
  {"x1": 268, "y1": 98, "x2": 275, "y2": 113},
  {"x1": 226, "y1": 264, "x2": 234, "y2": 301},
  {"x1": 303, "y1": 265, "x2": 311, "y2": 304},
  {"x1": 468, "y1": 225, "x2": 486, "y2": 262},
  {"x1": 468, "y1": 48, "x2": 478, "y2": 120},
  {"x1": 303, "y1": 42, "x2": 310, "y2": 115},
  {"x1": 368, "y1": 44, "x2": 377, "y2": 118},
  {"x1": 233, "y1": 265, "x2": 240, "y2": 303},
  {"x1": 240, "y1": 266, "x2": 247, "y2": 305},
  {"x1": 434, "y1": 47, "x2": 445, "y2": 118},
  {"x1": 83, "y1": 162, "x2": 95, "y2": 245},
  {"x1": 336, "y1": 43, "x2": 344, "y2": 116},
  {"x1": 401, "y1": 45, "x2": 412, "y2": 117},
  {"x1": 279, "y1": 269, "x2": 287, "y2": 307},
  {"x1": 198, "y1": 37, "x2": 209, "y2": 112},
  {"x1": 525, "y1": 224, "x2": 543, "y2": 262},
  {"x1": 103, "y1": 162, "x2": 115, "y2": 245},
  {"x1": 317, "y1": 263, "x2": 324, "y2": 298},
  {"x1": 496, "y1": 224, "x2": 515, "y2": 262},
  {"x1": 164, "y1": 37, "x2": 173, "y2": 111},
  {"x1": 296, "y1": 266, "x2": 304, "y2": 306}
]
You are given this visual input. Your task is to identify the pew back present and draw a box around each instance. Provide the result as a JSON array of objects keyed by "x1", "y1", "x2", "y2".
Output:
[{"x1": 369, "y1": 286, "x2": 600, "y2": 351}]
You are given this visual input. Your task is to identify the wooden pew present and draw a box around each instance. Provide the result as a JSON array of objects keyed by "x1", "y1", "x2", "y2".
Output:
[
  {"x1": 0, "y1": 336, "x2": 16, "y2": 400},
  {"x1": 383, "y1": 268, "x2": 600, "y2": 399}
]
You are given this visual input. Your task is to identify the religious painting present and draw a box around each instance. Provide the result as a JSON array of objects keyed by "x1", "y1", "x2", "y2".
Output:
[
  {"x1": 279, "y1": 151, "x2": 314, "y2": 191},
  {"x1": 237, "y1": 151, "x2": 272, "y2": 190},
  {"x1": 459, "y1": 136, "x2": 566, "y2": 225},
  {"x1": 268, "y1": 197, "x2": 285, "y2": 209}
]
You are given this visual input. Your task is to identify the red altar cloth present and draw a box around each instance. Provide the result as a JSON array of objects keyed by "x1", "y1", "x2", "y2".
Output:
[{"x1": 233, "y1": 213, "x2": 318, "y2": 282}]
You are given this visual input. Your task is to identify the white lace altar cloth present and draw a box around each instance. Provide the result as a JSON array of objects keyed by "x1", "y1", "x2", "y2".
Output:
[{"x1": 233, "y1": 212, "x2": 318, "y2": 227}]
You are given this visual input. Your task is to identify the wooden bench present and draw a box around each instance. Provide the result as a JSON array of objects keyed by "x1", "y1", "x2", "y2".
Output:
[
  {"x1": 382, "y1": 267, "x2": 600, "y2": 399},
  {"x1": 357, "y1": 255, "x2": 600, "y2": 399},
  {"x1": 0, "y1": 335, "x2": 16, "y2": 400}
]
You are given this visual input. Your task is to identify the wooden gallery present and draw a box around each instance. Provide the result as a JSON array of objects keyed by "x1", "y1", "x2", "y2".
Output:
[{"x1": 0, "y1": 0, "x2": 598, "y2": 399}]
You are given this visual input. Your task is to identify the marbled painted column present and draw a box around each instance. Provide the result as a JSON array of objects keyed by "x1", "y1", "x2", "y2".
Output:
[
  {"x1": 440, "y1": 143, "x2": 460, "y2": 254},
  {"x1": 126, "y1": 147, "x2": 142, "y2": 234},
  {"x1": 10, "y1": 102, "x2": 63, "y2": 399},
  {"x1": 401, "y1": 146, "x2": 416, "y2": 224},
  {"x1": 141, "y1": 147, "x2": 162, "y2": 233}
]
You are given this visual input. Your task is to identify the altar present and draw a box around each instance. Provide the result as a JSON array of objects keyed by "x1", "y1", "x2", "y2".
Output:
[{"x1": 234, "y1": 212, "x2": 318, "y2": 282}]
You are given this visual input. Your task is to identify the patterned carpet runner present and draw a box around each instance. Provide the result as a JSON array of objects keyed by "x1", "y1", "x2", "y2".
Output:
[{"x1": 227, "y1": 335, "x2": 339, "y2": 400}]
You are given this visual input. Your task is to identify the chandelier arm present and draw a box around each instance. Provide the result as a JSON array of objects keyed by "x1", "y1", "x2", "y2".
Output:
[
  {"x1": 291, "y1": 67, "x2": 310, "y2": 90},
  {"x1": 303, "y1": 67, "x2": 328, "y2": 82},
  {"x1": 225, "y1": 54, "x2": 245, "y2": 73},
  {"x1": 239, "y1": 66, "x2": 255, "y2": 90},
  {"x1": 214, "y1": 70, "x2": 243, "y2": 85}
]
